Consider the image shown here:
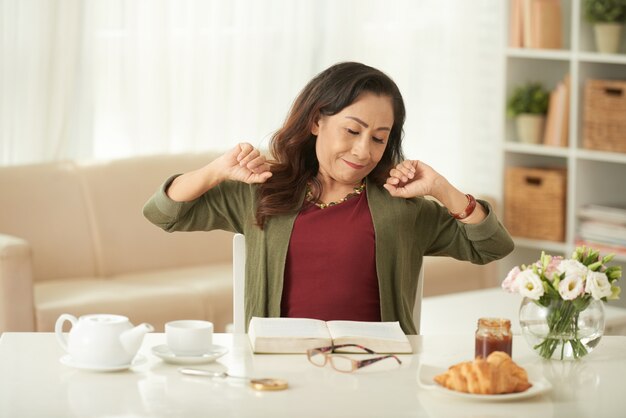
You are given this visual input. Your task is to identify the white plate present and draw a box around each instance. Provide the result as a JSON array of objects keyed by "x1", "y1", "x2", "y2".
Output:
[
  {"x1": 418, "y1": 364, "x2": 552, "y2": 401},
  {"x1": 151, "y1": 344, "x2": 228, "y2": 365},
  {"x1": 60, "y1": 354, "x2": 147, "y2": 372}
]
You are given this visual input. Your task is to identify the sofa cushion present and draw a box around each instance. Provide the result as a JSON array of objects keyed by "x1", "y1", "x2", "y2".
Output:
[
  {"x1": 34, "y1": 264, "x2": 233, "y2": 332},
  {"x1": 76, "y1": 152, "x2": 233, "y2": 277},
  {"x1": 422, "y1": 256, "x2": 496, "y2": 297},
  {"x1": 0, "y1": 162, "x2": 98, "y2": 282}
]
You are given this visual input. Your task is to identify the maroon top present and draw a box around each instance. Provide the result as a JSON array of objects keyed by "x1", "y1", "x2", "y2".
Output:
[{"x1": 280, "y1": 191, "x2": 381, "y2": 321}]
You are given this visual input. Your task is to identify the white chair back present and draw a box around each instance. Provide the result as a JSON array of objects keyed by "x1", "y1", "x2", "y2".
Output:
[
  {"x1": 232, "y1": 233, "x2": 246, "y2": 333},
  {"x1": 413, "y1": 267, "x2": 424, "y2": 334}
]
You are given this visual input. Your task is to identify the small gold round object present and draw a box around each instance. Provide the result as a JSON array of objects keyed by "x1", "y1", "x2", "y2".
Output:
[{"x1": 249, "y1": 378, "x2": 289, "y2": 391}]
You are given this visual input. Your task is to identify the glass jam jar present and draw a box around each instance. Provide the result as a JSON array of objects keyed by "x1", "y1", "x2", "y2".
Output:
[{"x1": 475, "y1": 318, "x2": 512, "y2": 359}]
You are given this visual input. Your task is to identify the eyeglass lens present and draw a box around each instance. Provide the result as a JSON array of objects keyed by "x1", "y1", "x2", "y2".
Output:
[
  {"x1": 308, "y1": 351, "x2": 327, "y2": 367},
  {"x1": 328, "y1": 355, "x2": 354, "y2": 372},
  {"x1": 309, "y1": 350, "x2": 354, "y2": 372}
]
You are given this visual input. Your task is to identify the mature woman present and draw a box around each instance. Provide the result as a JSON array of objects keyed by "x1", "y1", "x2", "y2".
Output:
[{"x1": 143, "y1": 62, "x2": 514, "y2": 334}]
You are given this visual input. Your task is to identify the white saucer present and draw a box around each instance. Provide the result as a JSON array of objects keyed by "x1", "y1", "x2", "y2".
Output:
[
  {"x1": 418, "y1": 364, "x2": 552, "y2": 401},
  {"x1": 151, "y1": 344, "x2": 228, "y2": 365},
  {"x1": 60, "y1": 354, "x2": 147, "y2": 372}
]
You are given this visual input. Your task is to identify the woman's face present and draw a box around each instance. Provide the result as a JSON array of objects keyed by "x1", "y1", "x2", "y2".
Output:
[{"x1": 312, "y1": 92, "x2": 394, "y2": 187}]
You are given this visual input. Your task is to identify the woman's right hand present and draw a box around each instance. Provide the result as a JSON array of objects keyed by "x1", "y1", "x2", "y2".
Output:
[
  {"x1": 166, "y1": 143, "x2": 272, "y2": 202},
  {"x1": 217, "y1": 143, "x2": 273, "y2": 184}
]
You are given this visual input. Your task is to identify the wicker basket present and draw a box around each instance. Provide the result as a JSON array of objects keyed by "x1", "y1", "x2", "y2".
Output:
[
  {"x1": 583, "y1": 79, "x2": 626, "y2": 153},
  {"x1": 505, "y1": 167, "x2": 567, "y2": 242}
]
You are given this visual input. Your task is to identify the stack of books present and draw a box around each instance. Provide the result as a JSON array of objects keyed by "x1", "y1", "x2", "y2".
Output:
[
  {"x1": 543, "y1": 73, "x2": 570, "y2": 147},
  {"x1": 577, "y1": 205, "x2": 626, "y2": 257},
  {"x1": 509, "y1": 0, "x2": 563, "y2": 49}
]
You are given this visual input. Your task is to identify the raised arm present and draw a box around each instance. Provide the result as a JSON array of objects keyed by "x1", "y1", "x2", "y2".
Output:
[
  {"x1": 167, "y1": 143, "x2": 272, "y2": 202},
  {"x1": 383, "y1": 160, "x2": 487, "y2": 224}
]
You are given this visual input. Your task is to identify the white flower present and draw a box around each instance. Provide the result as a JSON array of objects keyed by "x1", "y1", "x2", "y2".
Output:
[
  {"x1": 557, "y1": 259, "x2": 588, "y2": 281},
  {"x1": 558, "y1": 275, "x2": 585, "y2": 300},
  {"x1": 502, "y1": 266, "x2": 521, "y2": 293},
  {"x1": 585, "y1": 271, "x2": 613, "y2": 300},
  {"x1": 517, "y1": 269, "x2": 544, "y2": 300}
]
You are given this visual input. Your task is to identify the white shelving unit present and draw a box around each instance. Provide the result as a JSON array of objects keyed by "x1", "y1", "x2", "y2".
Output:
[{"x1": 499, "y1": 0, "x2": 626, "y2": 309}]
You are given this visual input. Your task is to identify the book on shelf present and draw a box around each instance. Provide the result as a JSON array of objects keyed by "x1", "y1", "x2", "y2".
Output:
[
  {"x1": 575, "y1": 239, "x2": 626, "y2": 258},
  {"x1": 522, "y1": 0, "x2": 534, "y2": 47},
  {"x1": 579, "y1": 221, "x2": 626, "y2": 246},
  {"x1": 247, "y1": 317, "x2": 413, "y2": 354},
  {"x1": 559, "y1": 74, "x2": 570, "y2": 147},
  {"x1": 509, "y1": 0, "x2": 523, "y2": 47},
  {"x1": 543, "y1": 74, "x2": 569, "y2": 147},
  {"x1": 577, "y1": 204, "x2": 626, "y2": 251},
  {"x1": 532, "y1": 0, "x2": 562, "y2": 49},
  {"x1": 543, "y1": 83, "x2": 564, "y2": 146},
  {"x1": 578, "y1": 204, "x2": 626, "y2": 225},
  {"x1": 511, "y1": 0, "x2": 562, "y2": 49}
]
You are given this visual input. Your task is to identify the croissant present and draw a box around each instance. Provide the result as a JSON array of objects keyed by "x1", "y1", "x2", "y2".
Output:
[{"x1": 433, "y1": 351, "x2": 532, "y2": 395}]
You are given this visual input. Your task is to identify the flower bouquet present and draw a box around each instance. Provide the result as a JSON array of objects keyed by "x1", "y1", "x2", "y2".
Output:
[{"x1": 503, "y1": 246, "x2": 622, "y2": 360}]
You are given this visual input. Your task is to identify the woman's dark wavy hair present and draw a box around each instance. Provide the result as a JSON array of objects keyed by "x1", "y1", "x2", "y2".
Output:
[{"x1": 256, "y1": 62, "x2": 406, "y2": 227}]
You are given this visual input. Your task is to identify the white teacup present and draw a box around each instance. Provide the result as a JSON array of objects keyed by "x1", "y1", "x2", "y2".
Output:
[{"x1": 165, "y1": 320, "x2": 213, "y2": 356}]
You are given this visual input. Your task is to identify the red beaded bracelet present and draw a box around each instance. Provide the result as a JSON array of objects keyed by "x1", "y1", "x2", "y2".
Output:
[{"x1": 449, "y1": 194, "x2": 477, "y2": 220}]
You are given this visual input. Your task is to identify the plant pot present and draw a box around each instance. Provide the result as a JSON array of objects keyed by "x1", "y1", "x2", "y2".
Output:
[
  {"x1": 519, "y1": 297, "x2": 605, "y2": 361},
  {"x1": 593, "y1": 23, "x2": 623, "y2": 54},
  {"x1": 515, "y1": 114, "x2": 545, "y2": 144}
]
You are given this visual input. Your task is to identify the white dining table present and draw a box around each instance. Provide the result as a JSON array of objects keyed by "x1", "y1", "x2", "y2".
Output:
[{"x1": 1, "y1": 332, "x2": 625, "y2": 418}]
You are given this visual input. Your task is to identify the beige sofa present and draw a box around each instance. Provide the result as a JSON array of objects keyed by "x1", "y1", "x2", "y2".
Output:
[
  {"x1": 0, "y1": 152, "x2": 235, "y2": 333},
  {"x1": 0, "y1": 152, "x2": 498, "y2": 334}
]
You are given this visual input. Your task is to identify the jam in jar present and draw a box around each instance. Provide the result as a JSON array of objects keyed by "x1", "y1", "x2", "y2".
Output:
[{"x1": 475, "y1": 317, "x2": 512, "y2": 359}]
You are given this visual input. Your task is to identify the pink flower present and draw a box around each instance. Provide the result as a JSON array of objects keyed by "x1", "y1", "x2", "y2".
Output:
[
  {"x1": 543, "y1": 256, "x2": 563, "y2": 280},
  {"x1": 502, "y1": 266, "x2": 521, "y2": 293}
]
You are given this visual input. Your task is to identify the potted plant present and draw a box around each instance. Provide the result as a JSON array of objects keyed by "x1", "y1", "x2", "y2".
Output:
[
  {"x1": 583, "y1": 0, "x2": 626, "y2": 54},
  {"x1": 507, "y1": 82, "x2": 549, "y2": 144}
]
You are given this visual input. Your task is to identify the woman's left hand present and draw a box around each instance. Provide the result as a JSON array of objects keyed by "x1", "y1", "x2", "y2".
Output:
[
  {"x1": 383, "y1": 160, "x2": 444, "y2": 199},
  {"x1": 384, "y1": 159, "x2": 487, "y2": 223}
]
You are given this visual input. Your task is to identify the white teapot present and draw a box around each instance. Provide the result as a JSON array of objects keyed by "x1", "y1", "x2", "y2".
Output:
[{"x1": 55, "y1": 314, "x2": 154, "y2": 367}]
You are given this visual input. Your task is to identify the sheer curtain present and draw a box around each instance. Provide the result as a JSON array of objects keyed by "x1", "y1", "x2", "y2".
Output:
[
  {"x1": 1, "y1": 0, "x2": 503, "y2": 194},
  {"x1": 0, "y1": 0, "x2": 89, "y2": 164}
]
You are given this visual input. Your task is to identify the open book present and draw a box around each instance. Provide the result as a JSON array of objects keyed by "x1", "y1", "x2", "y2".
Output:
[{"x1": 247, "y1": 317, "x2": 413, "y2": 354}]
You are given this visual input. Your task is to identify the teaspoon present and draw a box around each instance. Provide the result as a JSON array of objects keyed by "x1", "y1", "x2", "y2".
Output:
[{"x1": 178, "y1": 367, "x2": 289, "y2": 391}]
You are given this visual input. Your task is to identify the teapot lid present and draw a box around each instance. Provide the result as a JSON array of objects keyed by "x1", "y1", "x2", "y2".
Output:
[{"x1": 81, "y1": 314, "x2": 129, "y2": 324}]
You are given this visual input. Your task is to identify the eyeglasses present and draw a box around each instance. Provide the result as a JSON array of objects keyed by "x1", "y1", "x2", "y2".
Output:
[{"x1": 306, "y1": 344, "x2": 402, "y2": 373}]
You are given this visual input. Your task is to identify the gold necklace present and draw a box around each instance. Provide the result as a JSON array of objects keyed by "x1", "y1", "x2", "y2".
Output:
[{"x1": 305, "y1": 181, "x2": 366, "y2": 209}]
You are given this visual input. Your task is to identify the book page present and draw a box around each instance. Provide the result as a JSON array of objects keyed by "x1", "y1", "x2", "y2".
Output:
[
  {"x1": 248, "y1": 317, "x2": 332, "y2": 354},
  {"x1": 248, "y1": 317, "x2": 330, "y2": 338},
  {"x1": 326, "y1": 320, "x2": 406, "y2": 341},
  {"x1": 327, "y1": 321, "x2": 412, "y2": 353}
]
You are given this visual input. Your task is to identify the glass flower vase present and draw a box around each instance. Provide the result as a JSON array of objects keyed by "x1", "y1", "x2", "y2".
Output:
[{"x1": 519, "y1": 297, "x2": 605, "y2": 361}]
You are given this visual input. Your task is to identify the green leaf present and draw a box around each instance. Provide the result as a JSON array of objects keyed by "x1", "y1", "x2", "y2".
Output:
[
  {"x1": 588, "y1": 261, "x2": 603, "y2": 271},
  {"x1": 583, "y1": 0, "x2": 626, "y2": 23},
  {"x1": 537, "y1": 294, "x2": 551, "y2": 308},
  {"x1": 506, "y1": 82, "x2": 549, "y2": 117},
  {"x1": 606, "y1": 266, "x2": 623, "y2": 280},
  {"x1": 573, "y1": 297, "x2": 591, "y2": 311},
  {"x1": 583, "y1": 249, "x2": 600, "y2": 265},
  {"x1": 602, "y1": 253, "x2": 616, "y2": 264},
  {"x1": 552, "y1": 274, "x2": 561, "y2": 289}
]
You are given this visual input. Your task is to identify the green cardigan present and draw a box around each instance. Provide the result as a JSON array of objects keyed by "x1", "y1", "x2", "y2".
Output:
[{"x1": 143, "y1": 176, "x2": 514, "y2": 334}]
